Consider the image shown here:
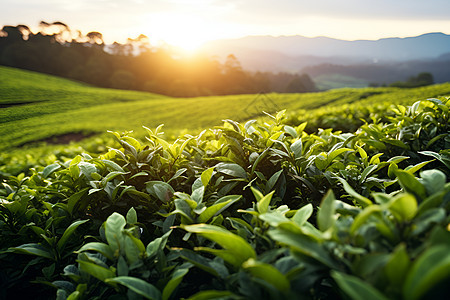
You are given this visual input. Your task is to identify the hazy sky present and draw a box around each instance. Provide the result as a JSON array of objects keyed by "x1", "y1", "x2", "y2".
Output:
[{"x1": 2, "y1": 0, "x2": 450, "y2": 49}]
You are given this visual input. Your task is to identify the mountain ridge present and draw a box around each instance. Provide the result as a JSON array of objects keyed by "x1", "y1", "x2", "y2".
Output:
[
  {"x1": 201, "y1": 32, "x2": 450, "y2": 61},
  {"x1": 200, "y1": 32, "x2": 450, "y2": 88}
]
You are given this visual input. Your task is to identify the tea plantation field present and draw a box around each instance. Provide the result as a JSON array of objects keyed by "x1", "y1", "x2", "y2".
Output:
[
  {"x1": 2, "y1": 65, "x2": 450, "y2": 151},
  {"x1": 1, "y1": 66, "x2": 449, "y2": 299}
]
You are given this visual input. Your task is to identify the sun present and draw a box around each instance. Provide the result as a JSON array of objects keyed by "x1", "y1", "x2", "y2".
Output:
[{"x1": 143, "y1": 13, "x2": 217, "y2": 52}]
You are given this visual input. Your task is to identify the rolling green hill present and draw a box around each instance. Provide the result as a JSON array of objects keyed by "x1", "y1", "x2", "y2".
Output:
[{"x1": 1, "y1": 66, "x2": 450, "y2": 151}]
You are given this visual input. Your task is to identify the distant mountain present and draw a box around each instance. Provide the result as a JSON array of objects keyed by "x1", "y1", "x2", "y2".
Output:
[
  {"x1": 200, "y1": 32, "x2": 450, "y2": 88},
  {"x1": 202, "y1": 32, "x2": 450, "y2": 63}
]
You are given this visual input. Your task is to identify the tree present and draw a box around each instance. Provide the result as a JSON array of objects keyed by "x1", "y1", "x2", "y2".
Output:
[
  {"x1": 415, "y1": 72, "x2": 434, "y2": 86},
  {"x1": 86, "y1": 32, "x2": 104, "y2": 45},
  {"x1": 1, "y1": 26, "x2": 24, "y2": 41},
  {"x1": 390, "y1": 72, "x2": 434, "y2": 88}
]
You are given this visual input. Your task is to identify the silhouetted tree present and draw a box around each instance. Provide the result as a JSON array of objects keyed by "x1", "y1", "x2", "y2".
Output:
[
  {"x1": 0, "y1": 21, "x2": 317, "y2": 97},
  {"x1": 86, "y1": 32, "x2": 104, "y2": 45},
  {"x1": 1, "y1": 26, "x2": 23, "y2": 41}
]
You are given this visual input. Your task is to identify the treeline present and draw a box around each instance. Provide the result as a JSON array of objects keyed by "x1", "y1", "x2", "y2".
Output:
[
  {"x1": 0, "y1": 22, "x2": 317, "y2": 96},
  {"x1": 388, "y1": 72, "x2": 434, "y2": 88}
]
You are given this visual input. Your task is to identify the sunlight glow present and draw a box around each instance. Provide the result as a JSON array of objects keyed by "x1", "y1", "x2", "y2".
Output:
[{"x1": 143, "y1": 13, "x2": 227, "y2": 52}]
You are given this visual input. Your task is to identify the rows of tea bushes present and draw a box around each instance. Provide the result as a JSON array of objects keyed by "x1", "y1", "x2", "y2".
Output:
[
  {"x1": 3, "y1": 64, "x2": 450, "y2": 151},
  {"x1": 1, "y1": 97, "x2": 449, "y2": 299}
]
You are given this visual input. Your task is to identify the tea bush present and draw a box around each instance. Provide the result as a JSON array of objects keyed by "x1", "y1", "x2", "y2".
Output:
[{"x1": 1, "y1": 97, "x2": 449, "y2": 299}]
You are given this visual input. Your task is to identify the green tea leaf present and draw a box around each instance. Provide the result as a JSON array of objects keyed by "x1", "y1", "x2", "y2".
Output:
[
  {"x1": 419, "y1": 151, "x2": 450, "y2": 169},
  {"x1": 267, "y1": 131, "x2": 283, "y2": 147},
  {"x1": 336, "y1": 177, "x2": 372, "y2": 207},
  {"x1": 66, "y1": 291, "x2": 80, "y2": 300},
  {"x1": 327, "y1": 148, "x2": 353, "y2": 164},
  {"x1": 359, "y1": 165, "x2": 378, "y2": 184},
  {"x1": 77, "y1": 260, "x2": 115, "y2": 282},
  {"x1": 103, "y1": 159, "x2": 125, "y2": 172},
  {"x1": 290, "y1": 139, "x2": 303, "y2": 159},
  {"x1": 216, "y1": 163, "x2": 247, "y2": 179},
  {"x1": 259, "y1": 211, "x2": 291, "y2": 228},
  {"x1": 250, "y1": 186, "x2": 264, "y2": 202},
  {"x1": 186, "y1": 290, "x2": 237, "y2": 300},
  {"x1": 117, "y1": 255, "x2": 129, "y2": 277},
  {"x1": 146, "y1": 230, "x2": 171, "y2": 259},
  {"x1": 257, "y1": 190, "x2": 275, "y2": 214},
  {"x1": 181, "y1": 224, "x2": 256, "y2": 267},
  {"x1": 404, "y1": 160, "x2": 433, "y2": 175},
  {"x1": 106, "y1": 276, "x2": 161, "y2": 300},
  {"x1": 168, "y1": 168, "x2": 187, "y2": 183},
  {"x1": 42, "y1": 163, "x2": 61, "y2": 178},
  {"x1": 146, "y1": 181, "x2": 175, "y2": 203},
  {"x1": 317, "y1": 190, "x2": 336, "y2": 232},
  {"x1": 268, "y1": 228, "x2": 337, "y2": 268},
  {"x1": 57, "y1": 219, "x2": 89, "y2": 253},
  {"x1": 388, "y1": 193, "x2": 418, "y2": 222},
  {"x1": 77, "y1": 242, "x2": 114, "y2": 260},
  {"x1": 384, "y1": 244, "x2": 410, "y2": 287},
  {"x1": 369, "y1": 153, "x2": 384, "y2": 165},
  {"x1": 201, "y1": 167, "x2": 215, "y2": 187},
  {"x1": 195, "y1": 247, "x2": 247, "y2": 268},
  {"x1": 331, "y1": 271, "x2": 389, "y2": 300},
  {"x1": 78, "y1": 162, "x2": 97, "y2": 180},
  {"x1": 314, "y1": 153, "x2": 328, "y2": 170},
  {"x1": 350, "y1": 205, "x2": 382, "y2": 234},
  {"x1": 105, "y1": 212, "x2": 126, "y2": 255},
  {"x1": 162, "y1": 267, "x2": 190, "y2": 300},
  {"x1": 420, "y1": 169, "x2": 446, "y2": 195},
  {"x1": 387, "y1": 156, "x2": 409, "y2": 164},
  {"x1": 198, "y1": 195, "x2": 241, "y2": 223},
  {"x1": 242, "y1": 258, "x2": 290, "y2": 291},
  {"x1": 10, "y1": 243, "x2": 54, "y2": 260},
  {"x1": 276, "y1": 110, "x2": 286, "y2": 123},
  {"x1": 284, "y1": 125, "x2": 297, "y2": 138},
  {"x1": 190, "y1": 177, "x2": 204, "y2": 200},
  {"x1": 382, "y1": 138, "x2": 408, "y2": 149},
  {"x1": 412, "y1": 208, "x2": 446, "y2": 236},
  {"x1": 101, "y1": 171, "x2": 128, "y2": 186},
  {"x1": 265, "y1": 170, "x2": 283, "y2": 194},
  {"x1": 292, "y1": 203, "x2": 313, "y2": 226},
  {"x1": 124, "y1": 233, "x2": 145, "y2": 265},
  {"x1": 67, "y1": 188, "x2": 89, "y2": 215},
  {"x1": 126, "y1": 207, "x2": 138, "y2": 224},
  {"x1": 403, "y1": 245, "x2": 450, "y2": 300}
]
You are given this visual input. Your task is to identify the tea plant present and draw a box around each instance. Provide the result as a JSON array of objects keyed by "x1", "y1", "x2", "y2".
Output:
[{"x1": 1, "y1": 97, "x2": 449, "y2": 299}]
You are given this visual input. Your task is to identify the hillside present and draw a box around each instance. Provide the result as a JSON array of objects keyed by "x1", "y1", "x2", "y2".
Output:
[{"x1": 2, "y1": 66, "x2": 450, "y2": 151}]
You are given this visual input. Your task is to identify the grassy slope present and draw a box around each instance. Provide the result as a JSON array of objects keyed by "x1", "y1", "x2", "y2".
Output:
[{"x1": 2, "y1": 66, "x2": 450, "y2": 150}]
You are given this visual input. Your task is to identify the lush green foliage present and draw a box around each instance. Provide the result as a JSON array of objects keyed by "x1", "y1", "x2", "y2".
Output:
[{"x1": 1, "y1": 95, "x2": 449, "y2": 299}]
